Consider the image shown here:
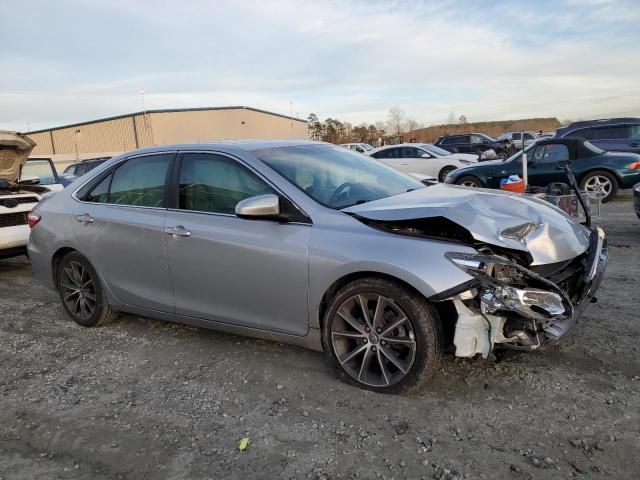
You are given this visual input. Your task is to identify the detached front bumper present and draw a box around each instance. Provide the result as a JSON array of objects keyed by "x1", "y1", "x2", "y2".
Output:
[{"x1": 440, "y1": 227, "x2": 608, "y2": 358}]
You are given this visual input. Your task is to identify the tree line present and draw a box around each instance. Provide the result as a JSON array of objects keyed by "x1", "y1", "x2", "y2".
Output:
[{"x1": 307, "y1": 107, "x2": 422, "y2": 146}]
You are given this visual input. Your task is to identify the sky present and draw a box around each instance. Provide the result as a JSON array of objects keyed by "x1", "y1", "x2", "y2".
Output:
[{"x1": 1, "y1": 0, "x2": 639, "y2": 132}]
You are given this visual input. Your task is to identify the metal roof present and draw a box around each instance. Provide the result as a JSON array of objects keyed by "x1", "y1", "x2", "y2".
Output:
[{"x1": 26, "y1": 106, "x2": 307, "y2": 134}]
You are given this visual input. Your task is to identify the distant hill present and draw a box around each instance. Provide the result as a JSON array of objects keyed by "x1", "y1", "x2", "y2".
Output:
[{"x1": 403, "y1": 117, "x2": 562, "y2": 143}]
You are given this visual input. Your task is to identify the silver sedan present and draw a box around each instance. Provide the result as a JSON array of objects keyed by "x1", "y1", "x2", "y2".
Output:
[{"x1": 28, "y1": 141, "x2": 607, "y2": 392}]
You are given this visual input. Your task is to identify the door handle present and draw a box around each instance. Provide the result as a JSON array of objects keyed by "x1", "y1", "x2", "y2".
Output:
[
  {"x1": 76, "y1": 214, "x2": 94, "y2": 224},
  {"x1": 165, "y1": 225, "x2": 191, "y2": 238}
]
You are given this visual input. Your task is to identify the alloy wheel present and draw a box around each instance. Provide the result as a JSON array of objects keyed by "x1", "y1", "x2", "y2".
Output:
[
  {"x1": 331, "y1": 294, "x2": 417, "y2": 387},
  {"x1": 60, "y1": 261, "x2": 97, "y2": 320},
  {"x1": 461, "y1": 180, "x2": 479, "y2": 187},
  {"x1": 583, "y1": 175, "x2": 612, "y2": 198}
]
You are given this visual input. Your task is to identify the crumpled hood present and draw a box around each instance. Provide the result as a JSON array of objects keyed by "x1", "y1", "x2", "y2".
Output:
[
  {"x1": 0, "y1": 131, "x2": 36, "y2": 185},
  {"x1": 343, "y1": 183, "x2": 592, "y2": 265}
]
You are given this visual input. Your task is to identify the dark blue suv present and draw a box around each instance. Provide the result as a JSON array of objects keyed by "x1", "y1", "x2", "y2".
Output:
[{"x1": 556, "y1": 118, "x2": 640, "y2": 154}]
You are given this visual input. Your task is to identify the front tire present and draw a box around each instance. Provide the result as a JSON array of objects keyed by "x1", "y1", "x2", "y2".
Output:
[
  {"x1": 579, "y1": 170, "x2": 618, "y2": 203},
  {"x1": 57, "y1": 251, "x2": 118, "y2": 327},
  {"x1": 455, "y1": 175, "x2": 482, "y2": 188},
  {"x1": 323, "y1": 278, "x2": 442, "y2": 393}
]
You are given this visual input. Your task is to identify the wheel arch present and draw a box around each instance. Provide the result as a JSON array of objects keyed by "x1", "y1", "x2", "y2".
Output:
[
  {"x1": 438, "y1": 165, "x2": 458, "y2": 181},
  {"x1": 51, "y1": 247, "x2": 78, "y2": 289},
  {"x1": 316, "y1": 271, "x2": 455, "y2": 351},
  {"x1": 577, "y1": 167, "x2": 623, "y2": 188}
]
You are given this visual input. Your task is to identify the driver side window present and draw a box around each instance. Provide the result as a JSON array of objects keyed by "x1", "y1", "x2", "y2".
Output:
[
  {"x1": 177, "y1": 153, "x2": 275, "y2": 215},
  {"x1": 402, "y1": 147, "x2": 422, "y2": 158},
  {"x1": 539, "y1": 144, "x2": 570, "y2": 163}
]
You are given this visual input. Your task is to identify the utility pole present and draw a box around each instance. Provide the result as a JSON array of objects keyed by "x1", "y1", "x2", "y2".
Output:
[
  {"x1": 522, "y1": 134, "x2": 528, "y2": 189},
  {"x1": 140, "y1": 89, "x2": 146, "y2": 111}
]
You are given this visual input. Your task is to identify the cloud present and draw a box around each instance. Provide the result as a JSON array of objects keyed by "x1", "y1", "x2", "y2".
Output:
[{"x1": 1, "y1": 0, "x2": 639, "y2": 131}]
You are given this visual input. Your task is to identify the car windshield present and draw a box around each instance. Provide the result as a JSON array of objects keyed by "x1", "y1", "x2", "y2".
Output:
[
  {"x1": 421, "y1": 144, "x2": 452, "y2": 157},
  {"x1": 254, "y1": 145, "x2": 424, "y2": 209},
  {"x1": 583, "y1": 141, "x2": 605, "y2": 154},
  {"x1": 21, "y1": 159, "x2": 57, "y2": 185}
]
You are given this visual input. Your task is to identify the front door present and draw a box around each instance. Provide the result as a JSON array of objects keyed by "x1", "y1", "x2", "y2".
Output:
[
  {"x1": 163, "y1": 152, "x2": 311, "y2": 336},
  {"x1": 527, "y1": 143, "x2": 572, "y2": 186}
]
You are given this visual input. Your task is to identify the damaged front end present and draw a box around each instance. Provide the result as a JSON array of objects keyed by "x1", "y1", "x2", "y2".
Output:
[{"x1": 437, "y1": 228, "x2": 608, "y2": 358}]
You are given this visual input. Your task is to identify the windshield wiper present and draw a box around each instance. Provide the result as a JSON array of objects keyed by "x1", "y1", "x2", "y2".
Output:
[{"x1": 339, "y1": 199, "x2": 370, "y2": 209}]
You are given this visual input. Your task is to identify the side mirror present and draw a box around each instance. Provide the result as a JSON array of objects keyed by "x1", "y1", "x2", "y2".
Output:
[
  {"x1": 420, "y1": 153, "x2": 431, "y2": 158},
  {"x1": 235, "y1": 194, "x2": 281, "y2": 220}
]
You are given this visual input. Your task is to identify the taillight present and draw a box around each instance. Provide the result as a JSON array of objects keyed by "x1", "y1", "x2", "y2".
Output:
[
  {"x1": 27, "y1": 212, "x2": 41, "y2": 228},
  {"x1": 630, "y1": 162, "x2": 640, "y2": 170}
]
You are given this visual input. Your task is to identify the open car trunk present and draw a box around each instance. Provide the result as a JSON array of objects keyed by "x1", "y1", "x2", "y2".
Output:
[{"x1": 0, "y1": 131, "x2": 36, "y2": 186}]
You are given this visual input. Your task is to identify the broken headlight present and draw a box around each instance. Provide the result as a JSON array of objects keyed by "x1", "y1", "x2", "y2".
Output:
[{"x1": 445, "y1": 252, "x2": 573, "y2": 322}]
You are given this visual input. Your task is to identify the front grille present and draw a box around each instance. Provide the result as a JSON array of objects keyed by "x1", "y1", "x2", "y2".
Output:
[
  {"x1": 0, "y1": 212, "x2": 28, "y2": 227},
  {"x1": 0, "y1": 197, "x2": 39, "y2": 207}
]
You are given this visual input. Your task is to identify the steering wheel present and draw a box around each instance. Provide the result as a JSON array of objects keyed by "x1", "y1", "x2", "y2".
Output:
[{"x1": 329, "y1": 182, "x2": 355, "y2": 206}]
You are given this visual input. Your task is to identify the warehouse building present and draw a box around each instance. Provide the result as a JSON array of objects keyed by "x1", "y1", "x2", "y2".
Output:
[{"x1": 27, "y1": 106, "x2": 308, "y2": 167}]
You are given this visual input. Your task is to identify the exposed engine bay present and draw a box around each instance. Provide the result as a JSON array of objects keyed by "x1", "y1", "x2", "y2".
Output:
[
  {"x1": 350, "y1": 218, "x2": 606, "y2": 358},
  {"x1": 438, "y1": 228, "x2": 607, "y2": 357}
]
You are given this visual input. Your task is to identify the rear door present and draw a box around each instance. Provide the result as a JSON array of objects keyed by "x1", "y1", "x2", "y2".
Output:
[
  {"x1": 72, "y1": 152, "x2": 175, "y2": 312},
  {"x1": 590, "y1": 126, "x2": 633, "y2": 153},
  {"x1": 163, "y1": 151, "x2": 311, "y2": 335}
]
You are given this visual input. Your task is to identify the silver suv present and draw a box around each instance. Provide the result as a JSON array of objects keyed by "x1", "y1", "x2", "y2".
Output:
[{"x1": 28, "y1": 141, "x2": 608, "y2": 392}]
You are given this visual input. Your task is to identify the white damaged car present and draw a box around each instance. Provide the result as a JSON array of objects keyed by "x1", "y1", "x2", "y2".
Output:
[{"x1": 0, "y1": 131, "x2": 43, "y2": 259}]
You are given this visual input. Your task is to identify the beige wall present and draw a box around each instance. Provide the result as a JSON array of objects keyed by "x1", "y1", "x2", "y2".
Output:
[{"x1": 28, "y1": 108, "x2": 308, "y2": 165}]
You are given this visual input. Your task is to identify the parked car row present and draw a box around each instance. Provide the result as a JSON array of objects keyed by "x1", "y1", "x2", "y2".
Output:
[{"x1": 444, "y1": 137, "x2": 640, "y2": 202}]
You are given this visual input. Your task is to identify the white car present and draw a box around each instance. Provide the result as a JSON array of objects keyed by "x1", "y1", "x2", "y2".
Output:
[
  {"x1": 340, "y1": 143, "x2": 374, "y2": 154},
  {"x1": 497, "y1": 131, "x2": 539, "y2": 147},
  {"x1": 368, "y1": 143, "x2": 477, "y2": 181},
  {"x1": 0, "y1": 131, "x2": 43, "y2": 259}
]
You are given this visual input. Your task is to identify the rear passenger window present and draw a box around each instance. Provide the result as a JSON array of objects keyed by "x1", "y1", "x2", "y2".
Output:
[
  {"x1": 592, "y1": 126, "x2": 629, "y2": 140},
  {"x1": 85, "y1": 154, "x2": 171, "y2": 207},
  {"x1": 177, "y1": 153, "x2": 275, "y2": 215},
  {"x1": 568, "y1": 128, "x2": 592, "y2": 139}
]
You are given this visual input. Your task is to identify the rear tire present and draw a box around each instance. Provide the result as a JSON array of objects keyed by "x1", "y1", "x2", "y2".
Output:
[
  {"x1": 455, "y1": 175, "x2": 482, "y2": 188},
  {"x1": 438, "y1": 166, "x2": 457, "y2": 182},
  {"x1": 57, "y1": 251, "x2": 118, "y2": 327},
  {"x1": 579, "y1": 170, "x2": 618, "y2": 203},
  {"x1": 322, "y1": 278, "x2": 442, "y2": 393}
]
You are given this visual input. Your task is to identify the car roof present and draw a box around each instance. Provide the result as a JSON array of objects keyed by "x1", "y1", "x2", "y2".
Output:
[
  {"x1": 565, "y1": 117, "x2": 640, "y2": 129},
  {"x1": 369, "y1": 143, "x2": 428, "y2": 153},
  {"x1": 113, "y1": 140, "x2": 329, "y2": 158},
  {"x1": 529, "y1": 137, "x2": 604, "y2": 158}
]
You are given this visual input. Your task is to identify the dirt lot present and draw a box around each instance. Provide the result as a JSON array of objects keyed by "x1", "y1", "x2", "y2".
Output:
[{"x1": 1, "y1": 193, "x2": 638, "y2": 480}]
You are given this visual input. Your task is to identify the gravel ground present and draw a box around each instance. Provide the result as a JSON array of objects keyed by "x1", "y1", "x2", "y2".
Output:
[{"x1": 1, "y1": 192, "x2": 639, "y2": 480}]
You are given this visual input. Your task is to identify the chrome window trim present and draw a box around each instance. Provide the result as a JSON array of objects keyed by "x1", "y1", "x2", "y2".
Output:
[
  {"x1": 165, "y1": 207, "x2": 312, "y2": 226},
  {"x1": 70, "y1": 148, "x2": 313, "y2": 223}
]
